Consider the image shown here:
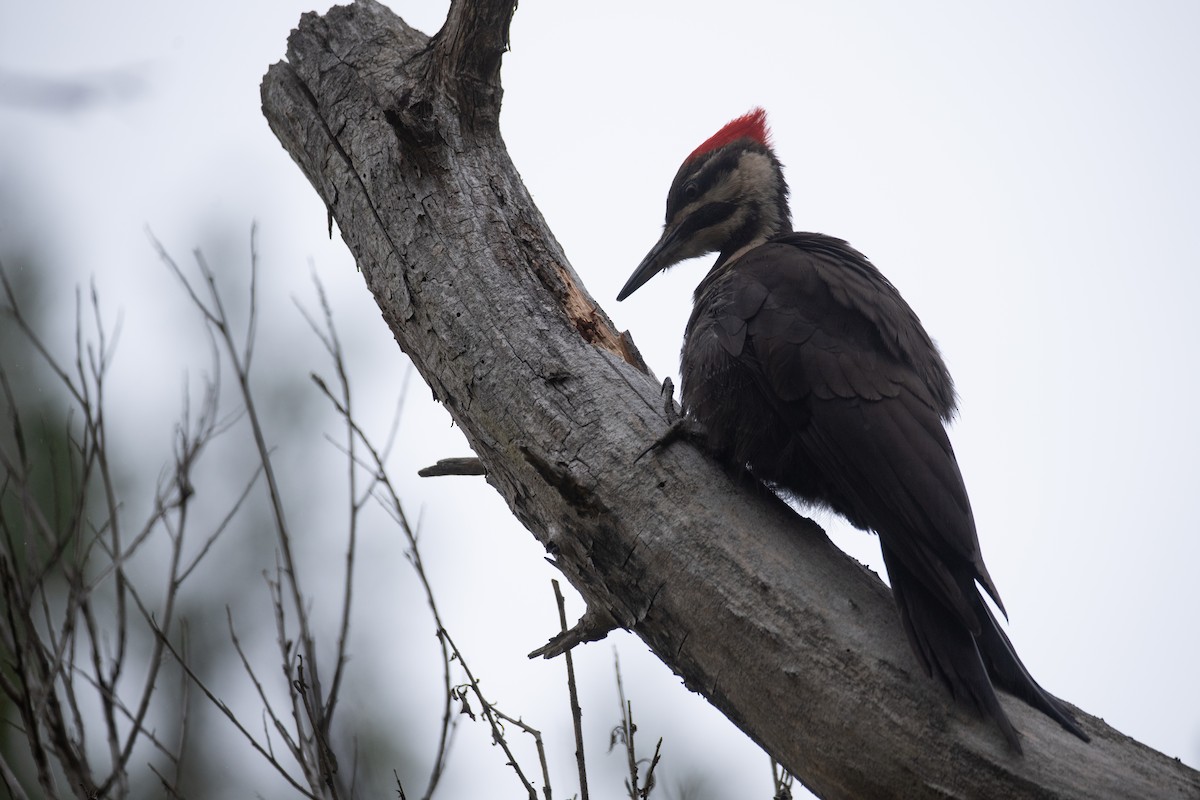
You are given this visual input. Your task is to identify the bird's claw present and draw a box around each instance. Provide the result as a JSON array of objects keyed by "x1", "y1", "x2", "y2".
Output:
[
  {"x1": 636, "y1": 377, "x2": 708, "y2": 462},
  {"x1": 635, "y1": 417, "x2": 708, "y2": 462}
]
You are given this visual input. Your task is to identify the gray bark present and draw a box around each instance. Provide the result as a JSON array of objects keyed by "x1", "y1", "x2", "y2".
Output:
[{"x1": 259, "y1": 1, "x2": 1199, "y2": 797}]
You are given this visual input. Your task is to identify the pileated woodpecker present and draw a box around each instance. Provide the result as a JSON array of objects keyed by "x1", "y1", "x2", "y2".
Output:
[{"x1": 617, "y1": 108, "x2": 1087, "y2": 751}]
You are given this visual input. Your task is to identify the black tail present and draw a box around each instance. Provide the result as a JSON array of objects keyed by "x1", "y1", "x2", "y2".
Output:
[
  {"x1": 882, "y1": 546, "x2": 1089, "y2": 751},
  {"x1": 973, "y1": 592, "x2": 1090, "y2": 743}
]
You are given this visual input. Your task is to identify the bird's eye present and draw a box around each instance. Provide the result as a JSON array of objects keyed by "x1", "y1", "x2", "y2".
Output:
[{"x1": 683, "y1": 182, "x2": 700, "y2": 202}]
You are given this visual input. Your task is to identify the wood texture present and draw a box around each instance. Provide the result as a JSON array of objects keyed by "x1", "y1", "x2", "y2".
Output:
[{"x1": 260, "y1": 1, "x2": 1198, "y2": 797}]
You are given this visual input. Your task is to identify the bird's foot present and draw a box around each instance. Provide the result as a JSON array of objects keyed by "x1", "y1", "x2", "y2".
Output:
[{"x1": 635, "y1": 378, "x2": 708, "y2": 461}]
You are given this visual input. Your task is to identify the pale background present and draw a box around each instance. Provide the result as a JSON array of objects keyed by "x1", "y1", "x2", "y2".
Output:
[{"x1": 1, "y1": 1, "x2": 1197, "y2": 797}]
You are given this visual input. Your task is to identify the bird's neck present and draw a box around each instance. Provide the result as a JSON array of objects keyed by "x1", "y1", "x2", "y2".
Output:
[{"x1": 714, "y1": 157, "x2": 792, "y2": 269}]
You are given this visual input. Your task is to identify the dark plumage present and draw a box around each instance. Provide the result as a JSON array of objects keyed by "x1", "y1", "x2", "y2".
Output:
[{"x1": 618, "y1": 109, "x2": 1087, "y2": 751}]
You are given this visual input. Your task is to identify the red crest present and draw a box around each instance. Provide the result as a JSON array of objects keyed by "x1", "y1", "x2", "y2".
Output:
[{"x1": 685, "y1": 108, "x2": 772, "y2": 163}]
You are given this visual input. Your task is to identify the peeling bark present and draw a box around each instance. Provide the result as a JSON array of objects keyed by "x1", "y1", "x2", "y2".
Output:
[{"x1": 260, "y1": 1, "x2": 1199, "y2": 797}]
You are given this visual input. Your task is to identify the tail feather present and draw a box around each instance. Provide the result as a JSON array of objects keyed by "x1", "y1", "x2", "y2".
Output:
[
  {"x1": 882, "y1": 545, "x2": 1088, "y2": 751},
  {"x1": 973, "y1": 597, "x2": 1090, "y2": 743},
  {"x1": 885, "y1": 546, "x2": 1021, "y2": 750}
]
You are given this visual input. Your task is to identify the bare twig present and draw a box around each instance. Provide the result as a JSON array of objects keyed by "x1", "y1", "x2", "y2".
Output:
[
  {"x1": 611, "y1": 651, "x2": 635, "y2": 799},
  {"x1": 4, "y1": 224, "x2": 569, "y2": 798},
  {"x1": 553, "y1": 580, "x2": 589, "y2": 800},
  {"x1": 0, "y1": 750, "x2": 31, "y2": 800},
  {"x1": 771, "y1": 757, "x2": 794, "y2": 800},
  {"x1": 490, "y1": 706, "x2": 552, "y2": 800},
  {"x1": 145, "y1": 613, "x2": 320, "y2": 800},
  {"x1": 611, "y1": 651, "x2": 661, "y2": 799},
  {"x1": 305, "y1": 269, "x2": 544, "y2": 800},
  {"x1": 156, "y1": 229, "x2": 352, "y2": 798},
  {"x1": 295, "y1": 273, "x2": 358, "y2": 735},
  {"x1": 442, "y1": 624, "x2": 543, "y2": 800},
  {"x1": 173, "y1": 622, "x2": 191, "y2": 790},
  {"x1": 0, "y1": 249, "x2": 254, "y2": 798},
  {"x1": 641, "y1": 739, "x2": 662, "y2": 800},
  {"x1": 308, "y1": 368, "x2": 463, "y2": 800}
]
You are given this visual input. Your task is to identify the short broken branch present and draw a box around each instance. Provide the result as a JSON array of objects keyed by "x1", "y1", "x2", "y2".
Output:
[
  {"x1": 528, "y1": 604, "x2": 620, "y2": 660},
  {"x1": 416, "y1": 457, "x2": 486, "y2": 478}
]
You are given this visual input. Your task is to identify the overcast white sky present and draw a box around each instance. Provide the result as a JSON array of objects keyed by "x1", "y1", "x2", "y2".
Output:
[{"x1": 2, "y1": 1, "x2": 1198, "y2": 797}]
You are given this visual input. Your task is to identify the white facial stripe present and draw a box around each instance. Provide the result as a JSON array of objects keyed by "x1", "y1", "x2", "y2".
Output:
[
  {"x1": 668, "y1": 149, "x2": 782, "y2": 233},
  {"x1": 676, "y1": 206, "x2": 749, "y2": 260}
]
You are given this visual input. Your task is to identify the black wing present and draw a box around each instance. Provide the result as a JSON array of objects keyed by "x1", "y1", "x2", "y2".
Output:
[
  {"x1": 685, "y1": 233, "x2": 1086, "y2": 747},
  {"x1": 726, "y1": 235, "x2": 1002, "y2": 627}
]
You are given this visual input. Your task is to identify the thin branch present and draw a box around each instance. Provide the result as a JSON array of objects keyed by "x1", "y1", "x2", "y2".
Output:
[
  {"x1": 244, "y1": 222, "x2": 260, "y2": 371},
  {"x1": 0, "y1": 259, "x2": 87, "y2": 407},
  {"x1": 489, "y1": 707, "x2": 552, "y2": 800},
  {"x1": 176, "y1": 462, "x2": 261, "y2": 585},
  {"x1": 771, "y1": 757, "x2": 794, "y2": 800},
  {"x1": 611, "y1": 651, "x2": 659, "y2": 799},
  {"x1": 291, "y1": 654, "x2": 340, "y2": 793},
  {"x1": 640, "y1": 739, "x2": 662, "y2": 800},
  {"x1": 148, "y1": 763, "x2": 187, "y2": 800},
  {"x1": 67, "y1": 651, "x2": 183, "y2": 763},
  {"x1": 295, "y1": 273, "x2": 356, "y2": 737},
  {"x1": 173, "y1": 623, "x2": 192, "y2": 791},
  {"x1": 553, "y1": 580, "x2": 588, "y2": 800},
  {"x1": 307, "y1": 368, "x2": 459, "y2": 800},
  {"x1": 145, "y1": 611, "x2": 320, "y2": 800},
  {"x1": 616, "y1": 661, "x2": 636, "y2": 800},
  {"x1": 157, "y1": 228, "x2": 345, "y2": 797},
  {"x1": 265, "y1": 561, "x2": 321, "y2": 792},
  {"x1": 442, "y1": 625, "x2": 540, "y2": 800},
  {"x1": 0, "y1": 750, "x2": 30, "y2": 800}
]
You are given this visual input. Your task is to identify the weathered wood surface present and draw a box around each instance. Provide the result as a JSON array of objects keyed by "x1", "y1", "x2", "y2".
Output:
[{"x1": 260, "y1": 1, "x2": 1199, "y2": 797}]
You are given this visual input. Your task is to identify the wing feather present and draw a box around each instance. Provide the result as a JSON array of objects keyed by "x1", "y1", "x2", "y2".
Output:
[
  {"x1": 681, "y1": 232, "x2": 1087, "y2": 745},
  {"x1": 689, "y1": 235, "x2": 1003, "y2": 625}
]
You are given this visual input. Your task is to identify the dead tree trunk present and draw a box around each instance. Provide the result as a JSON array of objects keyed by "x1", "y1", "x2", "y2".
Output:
[{"x1": 260, "y1": 1, "x2": 1198, "y2": 797}]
